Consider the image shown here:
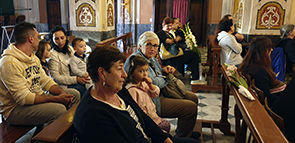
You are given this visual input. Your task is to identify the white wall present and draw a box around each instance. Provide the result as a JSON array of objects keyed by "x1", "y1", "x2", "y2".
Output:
[
  {"x1": 236, "y1": 0, "x2": 292, "y2": 35},
  {"x1": 60, "y1": 0, "x2": 68, "y2": 24},
  {"x1": 13, "y1": 0, "x2": 39, "y2": 23}
]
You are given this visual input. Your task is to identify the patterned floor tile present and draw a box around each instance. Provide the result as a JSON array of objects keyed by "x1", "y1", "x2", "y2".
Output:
[
  {"x1": 198, "y1": 111, "x2": 209, "y2": 117},
  {"x1": 198, "y1": 102, "x2": 207, "y2": 107},
  {"x1": 197, "y1": 95, "x2": 207, "y2": 100}
]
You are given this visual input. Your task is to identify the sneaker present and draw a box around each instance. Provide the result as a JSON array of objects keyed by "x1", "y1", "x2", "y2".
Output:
[
  {"x1": 190, "y1": 80, "x2": 207, "y2": 85},
  {"x1": 185, "y1": 70, "x2": 192, "y2": 75}
]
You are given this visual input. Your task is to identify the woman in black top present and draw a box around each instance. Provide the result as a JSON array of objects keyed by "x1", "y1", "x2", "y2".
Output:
[
  {"x1": 239, "y1": 36, "x2": 285, "y2": 106},
  {"x1": 156, "y1": 17, "x2": 203, "y2": 85}
]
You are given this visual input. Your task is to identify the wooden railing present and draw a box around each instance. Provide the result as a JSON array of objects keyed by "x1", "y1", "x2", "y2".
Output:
[
  {"x1": 221, "y1": 65, "x2": 288, "y2": 143},
  {"x1": 192, "y1": 35, "x2": 222, "y2": 92},
  {"x1": 96, "y1": 32, "x2": 132, "y2": 52}
]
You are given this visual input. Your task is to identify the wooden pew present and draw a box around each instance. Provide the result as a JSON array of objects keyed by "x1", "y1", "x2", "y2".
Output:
[
  {"x1": 95, "y1": 32, "x2": 135, "y2": 57},
  {"x1": 0, "y1": 117, "x2": 40, "y2": 143},
  {"x1": 96, "y1": 32, "x2": 133, "y2": 52},
  {"x1": 32, "y1": 32, "x2": 134, "y2": 143},
  {"x1": 221, "y1": 65, "x2": 288, "y2": 143},
  {"x1": 32, "y1": 103, "x2": 79, "y2": 143},
  {"x1": 191, "y1": 35, "x2": 222, "y2": 92}
]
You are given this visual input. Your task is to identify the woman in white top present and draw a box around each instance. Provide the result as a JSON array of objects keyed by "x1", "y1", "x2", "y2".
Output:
[
  {"x1": 217, "y1": 19, "x2": 243, "y2": 66},
  {"x1": 48, "y1": 26, "x2": 90, "y2": 96}
]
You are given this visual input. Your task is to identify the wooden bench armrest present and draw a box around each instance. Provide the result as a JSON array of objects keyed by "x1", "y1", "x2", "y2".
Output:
[
  {"x1": 221, "y1": 65, "x2": 288, "y2": 142},
  {"x1": 95, "y1": 32, "x2": 132, "y2": 51},
  {"x1": 0, "y1": 121, "x2": 36, "y2": 143},
  {"x1": 33, "y1": 102, "x2": 80, "y2": 143},
  {"x1": 95, "y1": 37, "x2": 117, "y2": 46}
]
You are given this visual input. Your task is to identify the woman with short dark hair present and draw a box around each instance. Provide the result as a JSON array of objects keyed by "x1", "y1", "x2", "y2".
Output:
[
  {"x1": 74, "y1": 45, "x2": 198, "y2": 143},
  {"x1": 217, "y1": 19, "x2": 243, "y2": 66}
]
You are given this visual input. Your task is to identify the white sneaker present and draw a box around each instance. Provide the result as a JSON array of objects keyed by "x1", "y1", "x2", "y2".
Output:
[
  {"x1": 185, "y1": 70, "x2": 192, "y2": 75},
  {"x1": 190, "y1": 80, "x2": 207, "y2": 85}
]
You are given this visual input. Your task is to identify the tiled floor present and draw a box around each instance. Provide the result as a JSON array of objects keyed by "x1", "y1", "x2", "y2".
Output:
[
  {"x1": 165, "y1": 71, "x2": 236, "y2": 143},
  {"x1": 166, "y1": 47, "x2": 236, "y2": 142}
]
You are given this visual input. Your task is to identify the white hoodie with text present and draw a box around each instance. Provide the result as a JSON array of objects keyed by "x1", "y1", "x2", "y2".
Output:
[{"x1": 0, "y1": 44, "x2": 56, "y2": 119}]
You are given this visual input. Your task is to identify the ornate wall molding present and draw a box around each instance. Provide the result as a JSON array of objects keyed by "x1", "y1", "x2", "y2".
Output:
[
  {"x1": 76, "y1": 3, "x2": 96, "y2": 27},
  {"x1": 256, "y1": 1, "x2": 285, "y2": 29}
]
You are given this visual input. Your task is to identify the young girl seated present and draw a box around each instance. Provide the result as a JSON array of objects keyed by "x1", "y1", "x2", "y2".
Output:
[
  {"x1": 36, "y1": 41, "x2": 52, "y2": 75},
  {"x1": 124, "y1": 55, "x2": 171, "y2": 133}
]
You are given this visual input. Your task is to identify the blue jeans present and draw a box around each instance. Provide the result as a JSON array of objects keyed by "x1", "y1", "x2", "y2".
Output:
[{"x1": 68, "y1": 83, "x2": 86, "y2": 97}]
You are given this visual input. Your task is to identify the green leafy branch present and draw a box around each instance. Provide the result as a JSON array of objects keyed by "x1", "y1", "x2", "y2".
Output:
[{"x1": 224, "y1": 63, "x2": 248, "y2": 89}]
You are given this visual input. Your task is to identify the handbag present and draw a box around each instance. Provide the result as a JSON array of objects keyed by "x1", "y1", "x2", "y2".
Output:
[
  {"x1": 159, "y1": 43, "x2": 184, "y2": 60},
  {"x1": 161, "y1": 74, "x2": 187, "y2": 99}
]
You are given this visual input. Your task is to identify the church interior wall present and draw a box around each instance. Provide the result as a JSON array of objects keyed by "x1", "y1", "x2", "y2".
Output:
[
  {"x1": 207, "y1": 0, "x2": 223, "y2": 36},
  {"x1": 4, "y1": 0, "x2": 295, "y2": 48}
]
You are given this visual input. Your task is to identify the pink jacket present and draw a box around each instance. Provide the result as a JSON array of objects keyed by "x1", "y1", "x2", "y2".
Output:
[{"x1": 125, "y1": 82, "x2": 161, "y2": 124}]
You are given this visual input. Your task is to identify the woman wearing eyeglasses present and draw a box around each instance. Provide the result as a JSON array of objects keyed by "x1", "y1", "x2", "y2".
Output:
[
  {"x1": 156, "y1": 17, "x2": 204, "y2": 85},
  {"x1": 124, "y1": 31, "x2": 200, "y2": 140}
]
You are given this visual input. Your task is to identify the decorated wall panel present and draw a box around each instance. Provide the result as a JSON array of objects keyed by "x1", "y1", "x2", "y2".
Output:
[
  {"x1": 230, "y1": 0, "x2": 292, "y2": 35},
  {"x1": 76, "y1": 3, "x2": 96, "y2": 27},
  {"x1": 69, "y1": 0, "x2": 115, "y2": 31},
  {"x1": 256, "y1": 2, "x2": 285, "y2": 30}
]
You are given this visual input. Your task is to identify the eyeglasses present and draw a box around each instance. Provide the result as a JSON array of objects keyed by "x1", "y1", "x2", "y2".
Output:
[{"x1": 144, "y1": 43, "x2": 159, "y2": 49}]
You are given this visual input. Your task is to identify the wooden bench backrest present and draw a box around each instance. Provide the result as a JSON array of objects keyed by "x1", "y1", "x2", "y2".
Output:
[
  {"x1": 68, "y1": 36, "x2": 76, "y2": 44},
  {"x1": 96, "y1": 32, "x2": 132, "y2": 52},
  {"x1": 221, "y1": 65, "x2": 288, "y2": 142},
  {"x1": 0, "y1": 120, "x2": 36, "y2": 143},
  {"x1": 32, "y1": 102, "x2": 80, "y2": 143},
  {"x1": 264, "y1": 97, "x2": 286, "y2": 135},
  {"x1": 205, "y1": 35, "x2": 221, "y2": 65}
]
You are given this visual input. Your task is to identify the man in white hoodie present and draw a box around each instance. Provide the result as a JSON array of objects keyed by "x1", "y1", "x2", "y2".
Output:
[{"x1": 0, "y1": 22, "x2": 80, "y2": 126}]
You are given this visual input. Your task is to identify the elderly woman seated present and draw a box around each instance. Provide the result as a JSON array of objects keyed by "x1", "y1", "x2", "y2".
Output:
[
  {"x1": 275, "y1": 24, "x2": 295, "y2": 73},
  {"x1": 124, "y1": 31, "x2": 200, "y2": 140},
  {"x1": 73, "y1": 45, "x2": 198, "y2": 143}
]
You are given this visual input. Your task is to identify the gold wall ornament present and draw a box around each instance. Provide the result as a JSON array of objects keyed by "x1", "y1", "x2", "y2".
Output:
[
  {"x1": 76, "y1": 3, "x2": 96, "y2": 27},
  {"x1": 237, "y1": 3, "x2": 243, "y2": 28},
  {"x1": 256, "y1": 1, "x2": 285, "y2": 30},
  {"x1": 107, "y1": 4, "x2": 114, "y2": 27}
]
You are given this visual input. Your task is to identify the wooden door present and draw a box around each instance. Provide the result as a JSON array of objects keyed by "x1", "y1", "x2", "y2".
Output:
[
  {"x1": 188, "y1": 0, "x2": 208, "y2": 46},
  {"x1": 47, "y1": 0, "x2": 61, "y2": 30},
  {"x1": 153, "y1": 0, "x2": 208, "y2": 46},
  {"x1": 153, "y1": 0, "x2": 172, "y2": 33}
]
